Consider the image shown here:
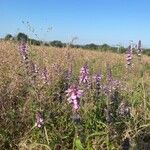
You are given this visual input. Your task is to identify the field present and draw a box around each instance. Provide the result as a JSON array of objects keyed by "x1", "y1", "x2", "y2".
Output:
[{"x1": 0, "y1": 40, "x2": 150, "y2": 150}]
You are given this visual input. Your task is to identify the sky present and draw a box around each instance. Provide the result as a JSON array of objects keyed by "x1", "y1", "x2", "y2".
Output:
[{"x1": 0, "y1": 0, "x2": 150, "y2": 47}]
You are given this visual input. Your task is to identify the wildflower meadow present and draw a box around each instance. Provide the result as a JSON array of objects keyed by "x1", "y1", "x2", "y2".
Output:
[{"x1": 0, "y1": 39, "x2": 150, "y2": 150}]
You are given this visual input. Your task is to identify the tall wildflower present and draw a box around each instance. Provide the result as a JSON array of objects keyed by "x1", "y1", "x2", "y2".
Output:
[
  {"x1": 28, "y1": 61, "x2": 39, "y2": 84},
  {"x1": 117, "y1": 101, "x2": 130, "y2": 117},
  {"x1": 103, "y1": 65, "x2": 120, "y2": 123},
  {"x1": 137, "y1": 40, "x2": 142, "y2": 56},
  {"x1": 65, "y1": 85, "x2": 83, "y2": 111},
  {"x1": 79, "y1": 64, "x2": 88, "y2": 84},
  {"x1": 19, "y1": 40, "x2": 28, "y2": 61},
  {"x1": 125, "y1": 45, "x2": 132, "y2": 67},
  {"x1": 103, "y1": 65, "x2": 120, "y2": 96},
  {"x1": 137, "y1": 40, "x2": 143, "y2": 63},
  {"x1": 62, "y1": 68, "x2": 72, "y2": 90},
  {"x1": 35, "y1": 112, "x2": 44, "y2": 128},
  {"x1": 93, "y1": 73, "x2": 102, "y2": 98},
  {"x1": 63, "y1": 65, "x2": 72, "y2": 81},
  {"x1": 104, "y1": 65, "x2": 113, "y2": 123},
  {"x1": 29, "y1": 61, "x2": 38, "y2": 74},
  {"x1": 52, "y1": 63, "x2": 62, "y2": 75},
  {"x1": 41, "y1": 67, "x2": 48, "y2": 84}
]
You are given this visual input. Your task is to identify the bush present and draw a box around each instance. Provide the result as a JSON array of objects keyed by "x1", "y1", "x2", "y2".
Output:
[
  {"x1": 4, "y1": 34, "x2": 13, "y2": 40},
  {"x1": 50, "y1": 40, "x2": 64, "y2": 48}
]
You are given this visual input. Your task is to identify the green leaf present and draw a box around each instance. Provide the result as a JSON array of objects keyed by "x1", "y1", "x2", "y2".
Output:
[{"x1": 74, "y1": 137, "x2": 84, "y2": 150}]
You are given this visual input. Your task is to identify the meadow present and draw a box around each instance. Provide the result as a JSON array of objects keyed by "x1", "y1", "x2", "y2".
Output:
[{"x1": 0, "y1": 40, "x2": 150, "y2": 150}]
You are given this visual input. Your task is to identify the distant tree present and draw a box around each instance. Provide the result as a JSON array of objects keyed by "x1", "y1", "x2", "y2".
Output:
[
  {"x1": 29, "y1": 38, "x2": 41, "y2": 46},
  {"x1": 119, "y1": 47, "x2": 126, "y2": 53},
  {"x1": 84, "y1": 43, "x2": 99, "y2": 50},
  {"x1": 100, "y1": 44, "x2": 110, "y2": 51},
  {"x1": 143, "y1": 49, "x2": 150, "y2": 56},
  {"x1": 17, "y1": 32, "x2": 28, "y2": 42},
  {"x1": 4, "y1": 34, "x2": 13, "y2": 40},
  {"x1": 43, "y1": 42, "x2": 49, "y2": 46},
  {"x1": 50, "y1": 40, "x2": 63, "y2": 48}
]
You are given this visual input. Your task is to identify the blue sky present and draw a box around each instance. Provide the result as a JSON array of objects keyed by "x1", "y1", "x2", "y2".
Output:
[{"x1": 0, "y1": 0, "x2": 150, "y2": 47}]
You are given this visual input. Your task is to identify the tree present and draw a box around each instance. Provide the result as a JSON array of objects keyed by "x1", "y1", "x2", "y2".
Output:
[
  {"x1": 84, "y1": 43, "x2": 99, "y2": 50},
  {"x1": 50, "y1": 40, "x2": 64, "y2": 48},
  {"x1": 29, "y1": 38, "x2": 41, "y2": 46},
  {"x1": 17, "y1": 32, "x2": 28, "y2": 42},
  {"x1": 100, "y1": 44, "x2": 110, "y2": 51},
  {"x1": 4, "y1": 34, "x2": 13, "y2": 40}
]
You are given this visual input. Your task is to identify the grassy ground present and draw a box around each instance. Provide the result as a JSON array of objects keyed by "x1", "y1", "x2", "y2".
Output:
[{"x1": 0, "y1": 40, "x2": 150, "y2": 149}]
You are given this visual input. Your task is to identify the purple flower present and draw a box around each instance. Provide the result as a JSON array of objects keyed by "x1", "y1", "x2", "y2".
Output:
[
  {"x1": 118, "y1": 101, "x2": 130, "y2": 117},
  {"x1": 41, "y1": 67, "x2": 48, "y2": 84},
  {"x1": 93, "y1": 73, "x2": 102, "y2": 97},
  {"x1": 65, "y1": 85, "x2": 83, "y2": 110},
  {"x1": 63, "y1": 68, "x2": 72, "y2": 81},
  {"x1": 52, "y1": 63, "x2": 62, "y2": 75},
  {"x1": 103, "y1": 65, "x2": 121, "y2": 123},
  {"x1": 125, "y1": 45, "x2": 132, "y2": 67},
  {"x1": 19, "y1": 41, "x2": 28, "y2": 61},
  {"x1": 137, "y1": 40, "x2": 142, "y2": 56},
  {"x1": 35, "y1": 112, "x2": 44, "y2": 128},
  {"x1": 103, "y1": 65, "x2": 120, "y2": 95},
  {"x1": 93, "y1": 74, "x2": 101, "y2": 83},
  {"x1": 30, "y1": 61, "x2": 38, "y2": 74},
  {"x1": 79, "y1": 64, "x2": 89, "y2": 84}
]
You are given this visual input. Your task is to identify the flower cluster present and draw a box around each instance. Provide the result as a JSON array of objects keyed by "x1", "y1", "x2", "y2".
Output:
[
  {"x1": 103, "y1": 66, "x2": 120, "y2": 96},
  {"x1": 79, "y1": 64, "x2": 89, "y2": 84},
  {"x1": 41, "y1": 67, "x2": 48, "y2": 84},
  {"x1": 93, "y1": 73, "x2": 101, "y2": 83},
  {"x1": 65, "y1": 85, "x2": 83, "y2": 110},
  {"x1": 93, "y1": 73, "x2": 102, "y2": 96},
  {"x1": 35, "y1": 112, "x2": 44, "y2": 128},
  {"x1": 19, "y1": 41, "x2": 28, "y2": 61},
  {"x1": 117, "y1": 101, "x2": 130, "y2": 117},
  {"x1": 29, "y1": 61, "x2": 38, "y2": 74},
  {"x1": 125, "y1": 45, "x2": 132, "y2": 67}
]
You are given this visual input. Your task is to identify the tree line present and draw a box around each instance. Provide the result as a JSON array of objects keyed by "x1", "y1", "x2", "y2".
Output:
[{"x1": 2, "y1": 32, "x2": 150, "y2": 55}]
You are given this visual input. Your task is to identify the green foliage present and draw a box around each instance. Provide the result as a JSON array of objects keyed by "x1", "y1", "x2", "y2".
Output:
[
  {"x1": 17, "y1": 32, "x2": 28, "y2": 42},
  {"x1": 84, "y1": 43, "x2": 99, "y2": 50},
  {"x1": 143, "y1": 49, "x2": 150, "y2": 56},
  {"x1": 29, "y1": 38, "x2": 41, "y2": 46},
  {"x1": 50, "y1": 40, "x2": 64, "y2": 48},
  {"x1": 4, "y1": 34, "x2": 13, "y2": 40}
]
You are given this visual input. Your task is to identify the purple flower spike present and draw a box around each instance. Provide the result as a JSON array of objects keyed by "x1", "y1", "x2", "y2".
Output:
[
  {"x1": 19, "y1": 41, "x2": 28, "y2": 61},
  {"x1": 30, "y1": 61, "x2": 38, "y2": 74},
  {"x1": 103, "y1": 65, "x2": 120, "y2": 95},
  {"x1": 93, "y1": 74, "x2": 101, "y2": 83},
  {"x1": 137, "y1": 40, "x2": 142, "y2": 56},
  {"x1": 79, "y1": 64, "x2": 89, "y2": 84},
  {"x1": 41, "y1": 67, "x2": 48, "y2": 84},
  {"x1": 66, "y1": 85, "x2": 83, "y2": 110},
  {"x1": 35, "y1": 112, "x2": 44, "y2": 128},
  {"x1": 125, "y1": 45, "x2": 132, "y2": 67},
  {"x1": 118, "y1": 101, "x2": 130, "y2": 117},
  {"x1": 93, "y1": 73, "x2": 102, "y2": 97}
]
